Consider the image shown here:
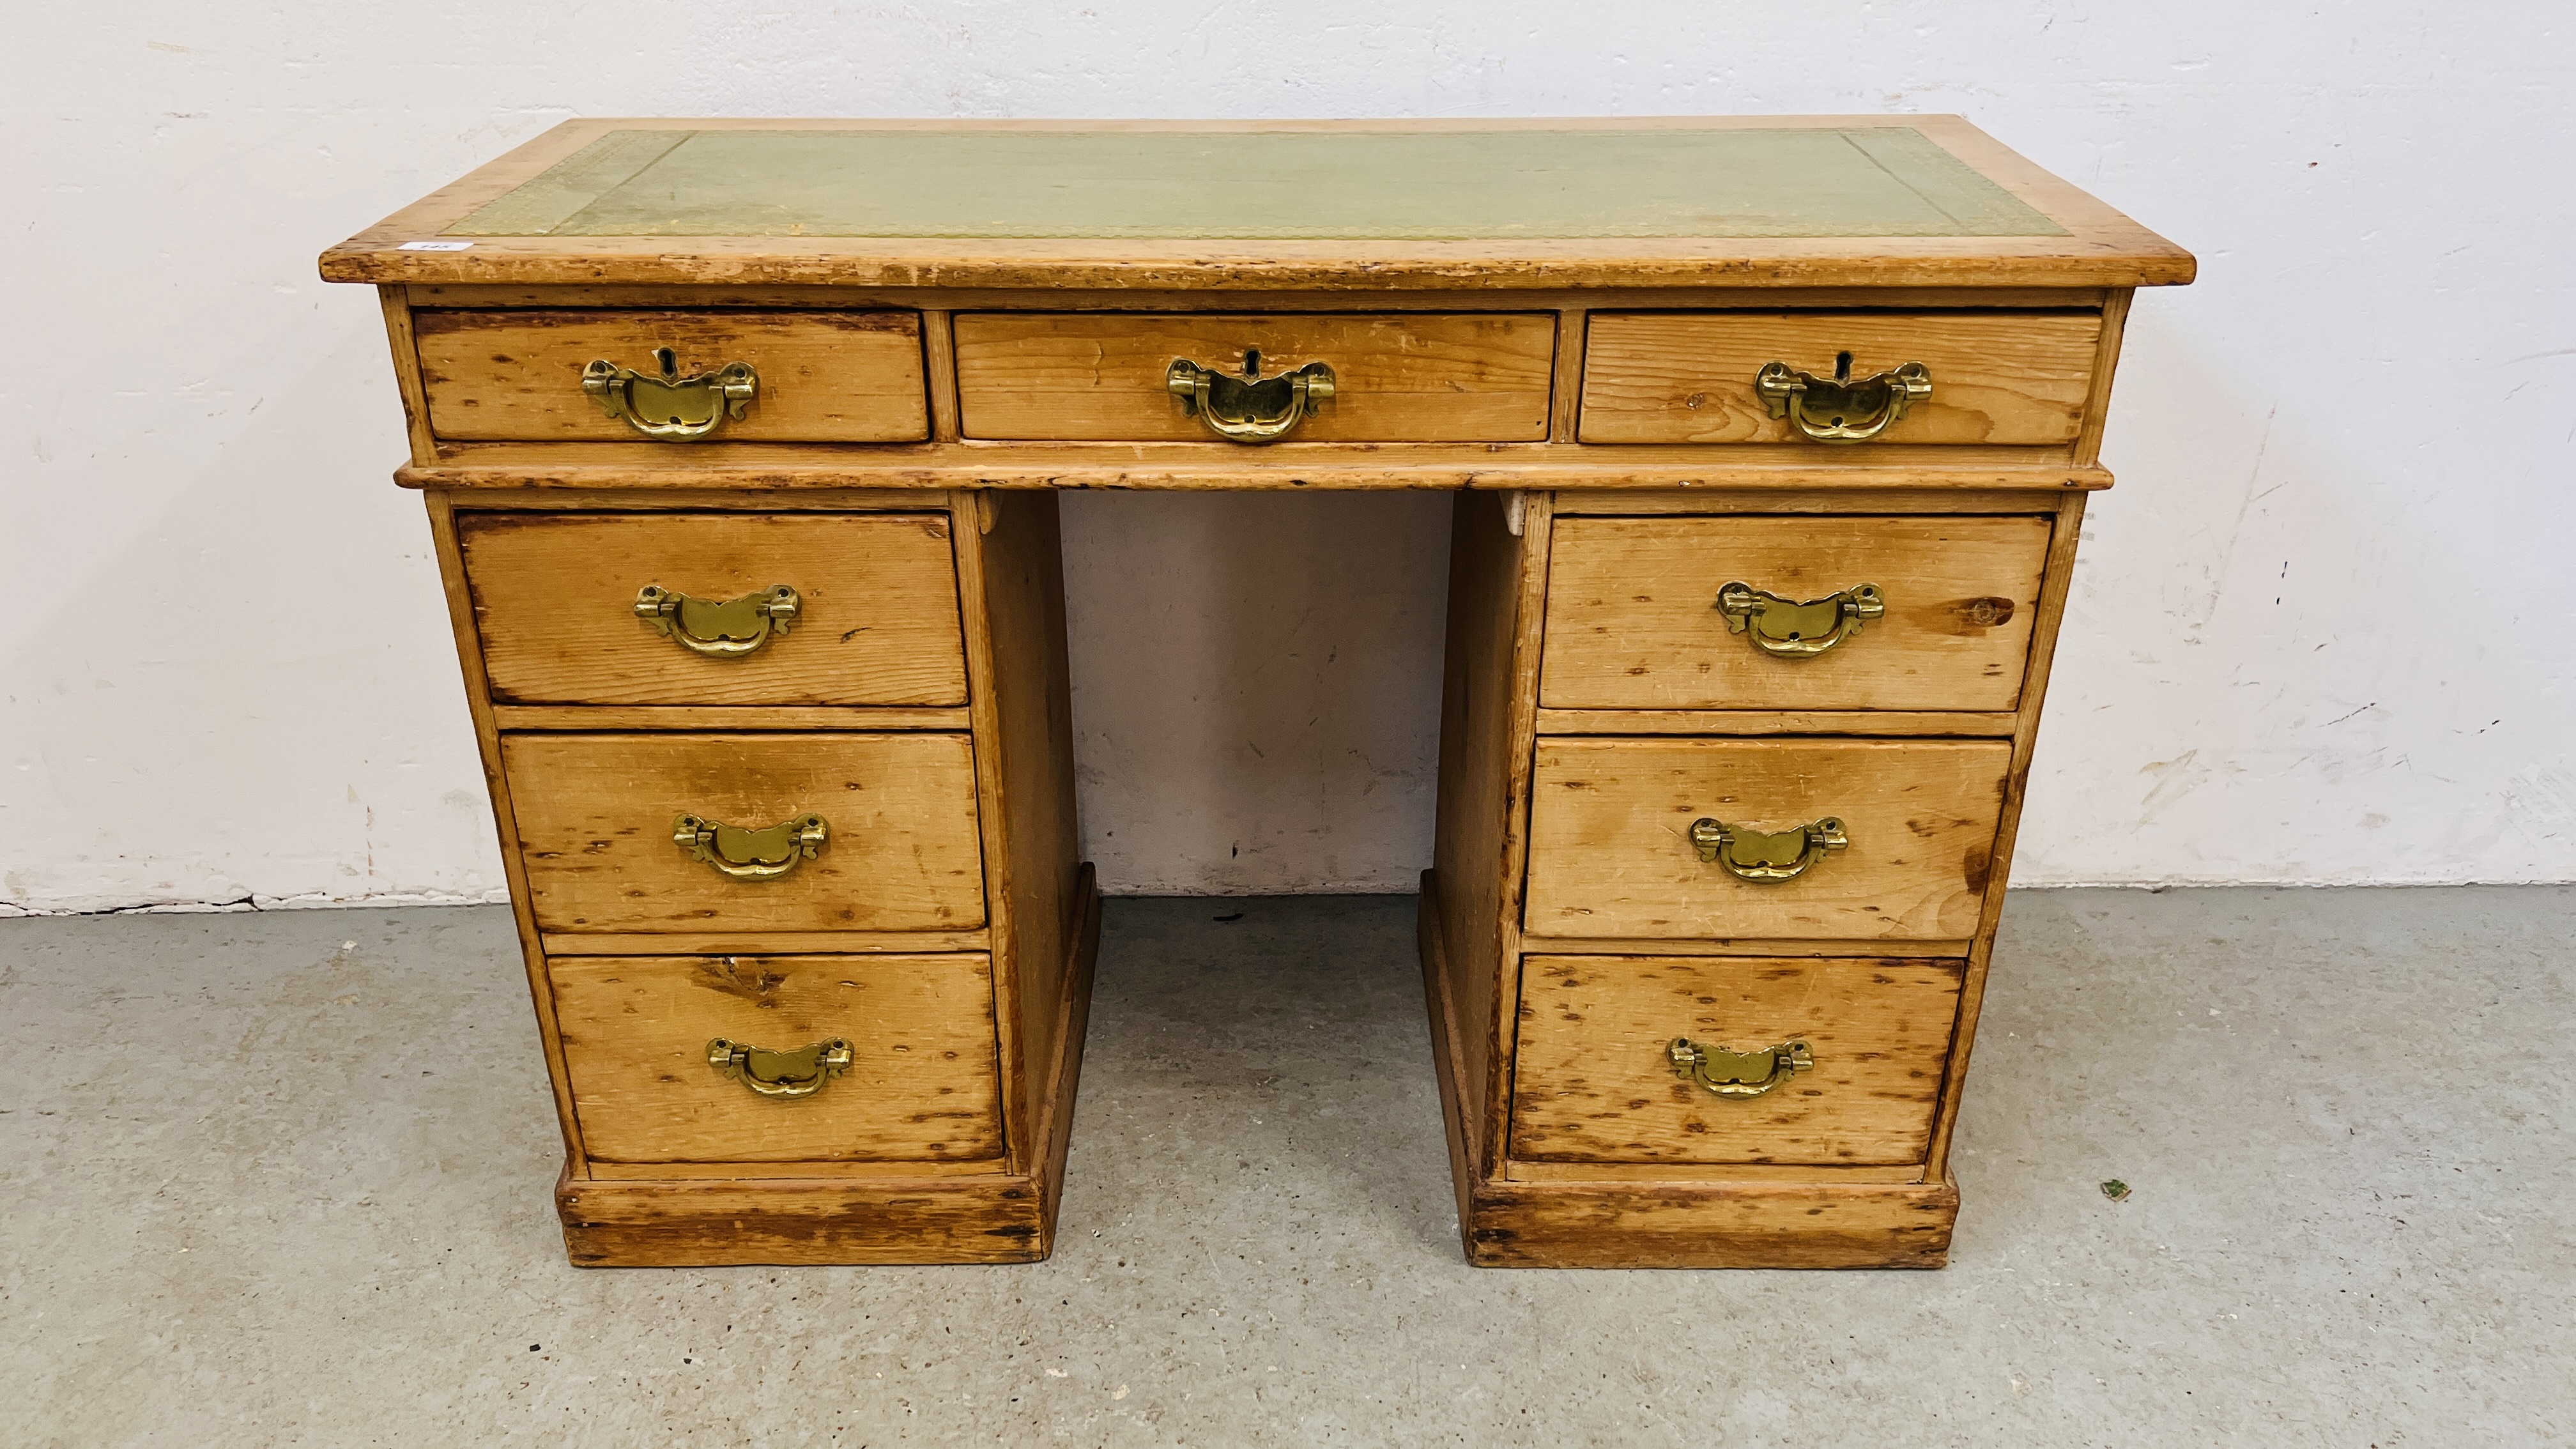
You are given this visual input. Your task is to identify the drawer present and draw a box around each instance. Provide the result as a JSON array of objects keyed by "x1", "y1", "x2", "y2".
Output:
[
  {"x1": 1523, "y1": 738, "x2": 2008, "y2": 940},
  {"x1": 1577, "y1": 311, "x2": 2100, "y2": 445},
  {"x1": 953, "y1": 312, "x2": 1556, "y2": 442},
  {"x1": 1510, "y1": 955, "x2": 1961, "y2": 1166},
  {"x1": 415, "y1": 309, "x2": 929, "y2": 441},
  {"x1": 1540, "y1": 514, "x2": 2053, "y2": 712},
  {"x1": 503, "y1": 732, "x2": 986, "y2": 935},
  {"x1": 458, "y1": 511, "x2": 967, "y2": 707},
  {"x1": 552, "y1": 953, "x2": 1002, "y2": 1163}
]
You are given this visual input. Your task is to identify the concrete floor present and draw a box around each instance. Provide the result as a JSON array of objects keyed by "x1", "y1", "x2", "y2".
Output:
[{"x1": 2, "y1": 888, "x2": 2568, "y2": 1446}]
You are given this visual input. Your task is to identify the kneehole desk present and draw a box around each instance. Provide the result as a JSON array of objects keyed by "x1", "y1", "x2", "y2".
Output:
[{"x1": 321, "y1": 116, "x2": 2192, "y2": 1269}]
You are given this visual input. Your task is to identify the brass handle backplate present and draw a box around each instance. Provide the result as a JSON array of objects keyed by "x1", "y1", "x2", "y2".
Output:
[
  {"x1": 1669, "y1": 1036, "x2": 1814, "y2": 1099},
  {"x1": 673, "y1": 812, "x2": 829, "y2": 880},
  {"x1": 707, "y1": 1037, "x2": 853, "y2": 1099},
  {"x1": 1717, "y1": 581, "x2": 1885, "y2": 659},
  {"x1": 1689, "y1": 816, "x2": 1848, "y2": 884},
  {"x1": 1753, "y1": 358, "x2": 1931, "y2": 443},
  {"x1": 582, "y1": 347, "x2": 758, "y2": 440},
  {"x1": 1167, "y1": 348, "x2": 1337, "y2": 443},
  {"x1": 634, "y1": 583, "x2": 801, "y2": 657}
]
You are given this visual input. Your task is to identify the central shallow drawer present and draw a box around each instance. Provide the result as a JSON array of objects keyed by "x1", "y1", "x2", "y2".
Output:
[
  {"x1": 1542, "y1": 514, "x2": 2053, "y2": 712},
  {"x1": 504, "y1": 732, "x2": 986, "y2": 935},
  {"x1": 952, "y1": 312, "x2": 1556, "y2": 441},
  {"x1": 1511, "y1": 954, "x2": 1962, "y2": 1166},
  {"x1": 1578, "y1": 310, "x2": 2101, "y2": 445},
  {"x1": 415, "y1": 309, "x2": 930, "y2": 442},
  {"x1": 552, "y1": 953, "x2": 1003, "y2": 1164},
  {"x1": 1523, "y1": 737, "x2": 2009, "y2": 941},
  {"x1": 459, "y1": 511, "x2": 968, "y2": 707}
]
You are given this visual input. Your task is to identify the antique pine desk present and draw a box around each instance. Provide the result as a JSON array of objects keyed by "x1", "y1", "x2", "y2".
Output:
[{"x1": 319, "y1": 118, "x2": 2191, "y2": 1269}]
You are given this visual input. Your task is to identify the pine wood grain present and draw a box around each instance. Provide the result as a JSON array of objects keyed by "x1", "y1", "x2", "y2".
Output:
[
  {"x1": 953, "y1": 313, "x2": 1556, "y2": 442},
  {"x1": 458, "y1": 511, "x2": 967, "y2": 707},
  {"x1": 1422, "y1": 879, "x2": 1954, "y2": 1265},
  {"x1": 1419, "y1": 872, "x2": 1483, "y2": 1236},
  {"x1": 947, "y1": 486, "x2": 1023, "y2": 1163},
  {"x1": 1515, "y1": 935, "x2": 1973, "y2": 957},
  {"x1": 540, "y1": 929, "x2": 990, "y2": 955},
  {"x1": 550, "y1": 871, "x2": 1098, "y2": 1265},
  {"x1": 1509, "y1": 955, "x2": 1962, "y2": 1165},
  {"x1": 1026, "y1": 865, "x2": 1103, "y2": 1241},
  {"x1": 550, "y1": 953, "x2": 1001, "y2": 1163},
  {"x1": 1579, "y1": 311, "x2": 2101, "y2": 445},
  {"x1": 556, "y1": 1166, "x2": 1048, "y2": 1266},
  {"x1": 1461, "y1": 1174, "x2": 1958, "y2": 1268},
  {"x1": 1533, "y1": 709, "x2": 2016, "y2": 737},
  {"x1": 378, "y1": 286, "x2": 438, "y2": 465},
  {"x1": 396, "y1": 444, "x2": 2113, "y2": 494},
  {"x1": 1428, "y1": 491, "x2": 1537, "y2": 1174},
  {"x1": 1523, "y1": 737, "x2": 2011, "y2": 940},
  {"x1": 583, "y1": 1158, "x2": 1007, "y2": 1181},
  {"x1": 2074, "y1": 289, "x2": 2135, "y2": 467},
  {"x1": 1547, "y1": 486, "x2": 2082, "y2": 514},
  {"x1": 422, "y1": 484, "x2": 946, "y2": 509},
  {"x1": 415, "y1": 309, "x2": 928, "y2": 441},
  {"x1": 492, "y1": 705, "x2": 973, "y2": 732},
  {"x1": 502, "y1": 731, "x2": 986, "y2": 934},
  {"x1": 1504, "y1": 1161, "x2": 1926, "y2": 1184},
  {"x1": 967, "y1": 490, "x2": 1084, "y2": 1154},
  {"x1": 1540, "y1": 514, "x2": 2053, "y2": 712}
]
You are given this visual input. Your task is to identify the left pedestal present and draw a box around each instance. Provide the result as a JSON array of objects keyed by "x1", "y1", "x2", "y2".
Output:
[{"x1": 422, "y1": 486, "x2": 1093, "y2": 1266}]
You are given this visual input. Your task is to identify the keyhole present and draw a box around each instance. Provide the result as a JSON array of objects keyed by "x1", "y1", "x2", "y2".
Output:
[
  {"x1": 1834, "y1": 350, "x2": 1852, "y2": 382},
  {"x1": 654, "y1": 346, "x2": 679, "y2": 381},
  {"x1": 1242, "y1": 347, "x2": 1264, "y2": 380}
]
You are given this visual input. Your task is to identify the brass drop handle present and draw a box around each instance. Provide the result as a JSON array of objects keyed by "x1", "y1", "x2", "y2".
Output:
[
  {"x1": 1716, "y1": 581, "x2": 1885, "y2": 659},
  {"x1": 1167, "y1": 348, "x2": 1337, "y2": 443},
  {"x1": 707, "y1": 1037, "x2": 853, "y2": 1099},
  {"x1": 634, "y1": 583, "x2": 801, "y2": 657},
  {"x1": 1689, "y1": 817, "x2": 1848, "y2": 884},
  {"x1": 673, "y1": 812, "x2": 829, "y2": 880},
  {"x1": 582, "y1": 346, "x2": 758, "y2": 440},
  {"x1": 1669, "y1": 1036, "x2": 1814, "y2": 1099},
  {"x1": 1753, "y1": 358, "x2": 1931, "y2": 443}
]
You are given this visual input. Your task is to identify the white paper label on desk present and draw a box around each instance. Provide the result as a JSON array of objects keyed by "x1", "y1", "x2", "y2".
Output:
[{"x1": 397, "y1": 240, "x2": 474, "y2": 251}]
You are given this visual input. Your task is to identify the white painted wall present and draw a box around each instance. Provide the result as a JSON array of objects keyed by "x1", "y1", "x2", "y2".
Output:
[{"x1": 5, "y1": 2, "x2": 2571, "y2": 910}]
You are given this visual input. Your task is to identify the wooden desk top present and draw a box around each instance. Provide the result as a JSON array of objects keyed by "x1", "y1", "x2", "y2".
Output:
[{"x1": 320, "y1": 117, "x2": 2192, "y2": 293}]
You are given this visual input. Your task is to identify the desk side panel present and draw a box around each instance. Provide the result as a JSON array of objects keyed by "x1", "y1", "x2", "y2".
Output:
[
  {"x1": 1431, "y1": 490, "x2": 1542, "y2": 1176},
  {"x1": 969, "y1": 491, "x2": 1084, "y2": 1167}
]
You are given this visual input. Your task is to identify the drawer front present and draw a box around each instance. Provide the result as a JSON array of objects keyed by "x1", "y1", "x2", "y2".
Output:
[
  {"x1": 1524, "y1": 738, "x2": 2009, "y2": 940},
  {"x1": 504, "y1": 732, "x2": 986, "y2": 935},
  {"x1": 953, "y1": 312, "x2": 1556, "y2": 442},
  {"x1": 459, "y1": 511, "x2": 967, "y2": 707},
  {"x1": 1578, "y1": 311, "x2": 2100, "y2": 445},
  {"x1": 553, "y1": 953, "x2": 1002, "y2": 1163},
  {"x1": 1510, "y1": 955, "x2": 1961, "y2": 1166},
  {"x1": 1541, "y1": 514, "x2": 2053, "y2": 712},
  {"x1": 415, "y1": 309, "x2": 929, "y2": 442}
]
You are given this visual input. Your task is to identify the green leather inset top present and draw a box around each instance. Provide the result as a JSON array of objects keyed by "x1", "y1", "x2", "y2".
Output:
[{"x1": 447, "y1": 126, "x2": 2064, "y2": 241}]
